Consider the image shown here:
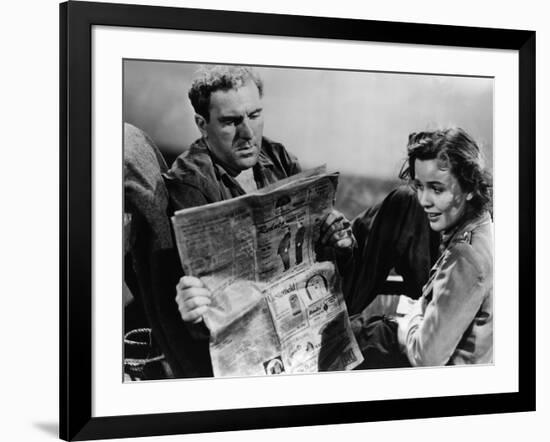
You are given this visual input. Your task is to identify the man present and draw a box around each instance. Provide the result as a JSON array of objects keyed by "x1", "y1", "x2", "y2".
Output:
[
  {"x1": 165, "y1": 65, "x2": 301, "y2": 208},
  {"x1": 163, "y1": 65, "x2": 355, "y2": 328}
]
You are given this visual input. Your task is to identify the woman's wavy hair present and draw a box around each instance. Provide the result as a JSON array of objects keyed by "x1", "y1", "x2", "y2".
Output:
[{"x1": 399, "y1": 127, "x2": 492, "y2": 216}]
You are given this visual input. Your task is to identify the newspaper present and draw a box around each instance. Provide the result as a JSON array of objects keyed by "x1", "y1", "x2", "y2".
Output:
[{"x1": 171, "y1": 168, "x2": 363, "y2": 377}]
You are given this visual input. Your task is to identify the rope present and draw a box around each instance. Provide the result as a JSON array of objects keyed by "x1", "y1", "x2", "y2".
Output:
[
  {"x1": 124, "y1": 327, "x2": 154, "y2": 346},
  {"x1": 124, "y1": 328, "x2": 165, "y2": 376},
  {"x1": 124, "y1": 355, "x2": 165, "y2": 366}
]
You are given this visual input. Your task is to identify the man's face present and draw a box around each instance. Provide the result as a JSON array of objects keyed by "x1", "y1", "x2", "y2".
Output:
[{"x1": 196, "y1": 81, "x2": 264, "y2": 175}]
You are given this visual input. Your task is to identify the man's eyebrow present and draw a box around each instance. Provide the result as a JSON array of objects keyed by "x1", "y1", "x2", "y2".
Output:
[
  {"x1": 218, "y1": 115, "x2": 244, "y2": 122},
  {"x1": 218, "y1": 108, "x2": 263, "y2": 121}
]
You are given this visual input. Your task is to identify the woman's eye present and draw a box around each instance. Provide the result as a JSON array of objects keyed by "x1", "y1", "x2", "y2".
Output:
[{"x1": 432, "y1": 187, "x2": 443, "y2": 194}]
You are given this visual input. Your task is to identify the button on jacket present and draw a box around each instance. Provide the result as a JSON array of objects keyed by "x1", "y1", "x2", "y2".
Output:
[{"x1": 397, "y1": 211, "x2": 494, "y2": 366}]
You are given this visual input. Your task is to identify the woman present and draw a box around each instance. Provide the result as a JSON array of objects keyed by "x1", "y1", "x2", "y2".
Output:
[{"x1": 354, "y1": 127, "x2": 493, "y2": 367}]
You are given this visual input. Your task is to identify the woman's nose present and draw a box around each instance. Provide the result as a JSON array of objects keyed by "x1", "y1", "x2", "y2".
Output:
[{"x1": 418, "y1": 188, "x2": 432, "y2": 207}]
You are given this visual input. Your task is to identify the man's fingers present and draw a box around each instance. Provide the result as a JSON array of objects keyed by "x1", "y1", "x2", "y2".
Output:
[
  {"x1": 334, "y1": 237, "x2": 355, "y2": 249},
  {"x1": 320, "y1": 211, "x2": 343, "y2": 236},
  {"x1": 327, "y1": 228, "x2": 357, "y2": 249},
  {"x1": 177, "y1": 275, "x2": 206, "y2": 290},
  {"x1": 192, "y1": 316, "x2": 205, "y2": 324},
  {"x1": 179, "y1": 305, "x2": 210, "y2": 323},
  {"x1": 176, "y1": 286, "x2": 211, "y2": 302},
  {"x1": 175, "y1": 275, "x2": 212, "y2": 323},
  {"x1": 321, "y1": 220, "x2": 348, "y2": 245},
  {"x1": 176, "y1": 295, "x2": 211, "y2": 322},
  {"x1": 319, "y1": 208, "x2": 355, "y2": 246},
  {"x1": 178, "y1": 295, "x2": 211, "y2": 311}
]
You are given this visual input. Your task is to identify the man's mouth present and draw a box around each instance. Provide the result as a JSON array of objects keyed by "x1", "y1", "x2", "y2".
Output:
[{"x1": 236, "y1": 143, "x2": 257, "y2": 154}]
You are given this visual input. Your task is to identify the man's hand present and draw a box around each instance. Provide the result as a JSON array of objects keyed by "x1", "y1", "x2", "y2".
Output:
[
  {"x1": 175, "y1": 276, "x2": 212, "y2": 324},
  {"x1": 319, "y1": 209, "x2": 357, "y2": 251}
]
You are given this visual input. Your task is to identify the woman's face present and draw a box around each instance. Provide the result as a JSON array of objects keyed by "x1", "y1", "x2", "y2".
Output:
[{"x1": 413, "y1": 158, "x2": 471, "y2": 233}]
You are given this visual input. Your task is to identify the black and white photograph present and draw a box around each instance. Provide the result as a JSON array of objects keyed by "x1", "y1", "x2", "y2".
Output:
[
  {"x1": 123, "y1": 60, "x2": 494, "y2": 380},
  {"x1": 47, "y1": 1, "x2": 540, "y2": 441}
]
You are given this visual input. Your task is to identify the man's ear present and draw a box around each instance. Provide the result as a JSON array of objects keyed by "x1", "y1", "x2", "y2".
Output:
[{"x1": 194, "y1": 114, "x2": 208, "y2": 137}]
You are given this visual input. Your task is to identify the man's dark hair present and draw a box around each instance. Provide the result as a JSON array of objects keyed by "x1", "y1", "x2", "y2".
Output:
[
  {"x1": 188, "y1": 65, "x2": 264, "y2": 122},
  {"x1": 399, "y1": 127, "x2": 492, "y2": 215}
]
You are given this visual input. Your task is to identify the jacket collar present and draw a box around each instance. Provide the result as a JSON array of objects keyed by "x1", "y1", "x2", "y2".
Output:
[
  {"x1": 257, "y1": 144, "x2": 276, "y2": 169},
  {"x1": 440, "y1": 211, "x2": 492, "y2": 251}
]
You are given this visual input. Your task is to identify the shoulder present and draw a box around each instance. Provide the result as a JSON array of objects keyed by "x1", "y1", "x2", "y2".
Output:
[
  {"x1": 260, "y1": 136, "x2": 301, "y2": 174},
  {"x1": 165, "y1": 140, "x2": 215, "y2": 183},
  {"x1": 446, "y1": 220, "x2": 493, "y2": 283},
  {"x1": 163, "y1": 139, "x2": 220, "y2": 197},
  {"x1": 163, "y1": 139, "x2": 220, "y2": 208},
  {"x1": 261, "y1": 136, "x2": 287, "y2": 153},
  {"x1": 261, "y1": 136, "x2": 295, "y2": 160}
]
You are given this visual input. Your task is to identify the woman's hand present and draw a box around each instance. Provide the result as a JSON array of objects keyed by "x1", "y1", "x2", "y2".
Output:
[
  {"x1": 320, "y1": 209, "x2": 357, "y2": 251},
  {"x1": 175, "y1": 276, "x2": 212, "y2": 324}
]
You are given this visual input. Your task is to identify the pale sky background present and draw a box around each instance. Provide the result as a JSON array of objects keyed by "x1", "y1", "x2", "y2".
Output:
[{"x1": 124, "y1": 60, "x2": 493, "y2": 180}]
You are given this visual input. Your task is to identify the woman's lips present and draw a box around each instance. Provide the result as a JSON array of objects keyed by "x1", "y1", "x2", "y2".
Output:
[{"x1": 426, "y1": 212, "x2": 441, "y2": 221}]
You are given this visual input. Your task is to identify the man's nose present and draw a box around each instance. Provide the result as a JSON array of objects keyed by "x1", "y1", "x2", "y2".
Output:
[{"x1": 237, "y1": 118, "x2": 253, "y2": 139}]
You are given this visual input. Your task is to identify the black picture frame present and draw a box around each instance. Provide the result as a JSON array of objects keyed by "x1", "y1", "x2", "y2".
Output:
[{"x1": 60, "y1": 1, "x2": 536, "y2": 440}]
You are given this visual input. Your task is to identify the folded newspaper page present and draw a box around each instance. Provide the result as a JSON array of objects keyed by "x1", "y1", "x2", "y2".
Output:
[{"x1": 171, "y1": 168, "x2": 363, "y2": 377}]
